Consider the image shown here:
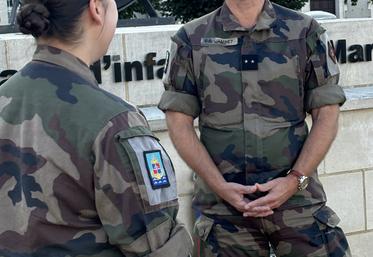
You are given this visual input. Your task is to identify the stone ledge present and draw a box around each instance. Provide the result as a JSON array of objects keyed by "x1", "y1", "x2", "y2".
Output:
[
  {"x1": 342, "y1": 86, "x2": 373, "y2": 111},
  {"x1": 140, "y1": 106, "x2": 167, "y2": 132},
  {"x1": 141, "y1": 86, "x2": 373, "y2": 132},
  {"x1": 347, "y1": 230, "x2": 373, "y2": 257}
]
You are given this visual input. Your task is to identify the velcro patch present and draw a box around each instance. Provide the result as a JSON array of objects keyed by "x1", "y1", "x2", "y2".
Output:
[
  {"x1": 144, "y1": 150, "x2": 170, "y2": 189},
  {"x1": 201, "y1": 37, "x2": 239, "y2": 46},
  {"x1": 242, "y1": 55, "x2": 259, "y2": 71}
]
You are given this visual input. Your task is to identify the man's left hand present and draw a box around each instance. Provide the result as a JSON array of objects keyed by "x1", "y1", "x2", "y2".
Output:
[{"x1": 243, "y1": 176, "x2": 298, "y2": 217}]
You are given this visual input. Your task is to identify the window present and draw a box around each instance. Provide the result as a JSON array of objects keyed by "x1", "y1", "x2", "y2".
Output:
[{"x1": 310, "y1": 0, "x2": 336, "y2": 15}]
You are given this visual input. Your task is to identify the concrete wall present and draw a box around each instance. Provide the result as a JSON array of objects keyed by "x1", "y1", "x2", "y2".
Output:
[
  {"x1": 322, "y1": 19, "x2": 373, "y2": 88},
  {"x1": 336, "y1": 0, "x2": 346, "y2": 19},
  {"x1": 0, "y1": 26, "x2": 177, "y2": 106},
  {"x1": 0, "y1": 0, "x2": 8, "y2": 25},
  {"x1": 345, "y1": 0, "x2": 371, "y2": 18},
  {"x1": 1, "y1": 19, "x2": 373, "y2": 256},
  {"x1": 301, "y1": 1, "x2": 311, "y2": 13},
  {"x1": 3, "y1": 19, "x2": 373, "y2": 98}
]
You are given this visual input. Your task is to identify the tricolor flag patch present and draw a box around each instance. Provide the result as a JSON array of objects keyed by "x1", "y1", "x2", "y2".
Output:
[{"x1": 144, "y1": 150, "x2": 170, "y2": 189}]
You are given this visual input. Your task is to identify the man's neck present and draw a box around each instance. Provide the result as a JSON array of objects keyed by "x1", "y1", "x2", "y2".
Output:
[{"x1": 225, "y1": 0, "x2": 265, "y2": 28}]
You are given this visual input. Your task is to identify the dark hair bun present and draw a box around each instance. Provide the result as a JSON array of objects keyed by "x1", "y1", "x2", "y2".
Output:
[{"x1": 17, "y1": 2, "x2": 50, "y2": 38}]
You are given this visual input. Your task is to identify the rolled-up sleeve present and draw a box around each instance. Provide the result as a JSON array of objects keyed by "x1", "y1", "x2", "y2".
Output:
[
  {"x1": 304, "y1": 19, "x2": 346, "y2": 113},
  {"x1": 158, "y1": 27, "x2": 201, "y2": 118}
]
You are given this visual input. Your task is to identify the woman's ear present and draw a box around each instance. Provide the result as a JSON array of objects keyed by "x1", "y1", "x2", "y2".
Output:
[{"x1": 88, "y1": 0, "x2": 104, "y2": 26}]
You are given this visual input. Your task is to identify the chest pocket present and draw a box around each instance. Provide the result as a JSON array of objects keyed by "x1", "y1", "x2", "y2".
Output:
[
  {"x1": 195, "y1": 44, "x2": 243, "y2": 127},
  {"x1": 253, "y1": 40, "x2": 303, "y2": 122}
]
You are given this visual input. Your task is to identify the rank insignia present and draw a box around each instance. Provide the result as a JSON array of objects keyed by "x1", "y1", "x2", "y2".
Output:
[
  {"x1": 242, "y1": 55, "x2": 259, "y2": 71},
  {"x1": 144, "y1": 150, "x2": 170, "y2": 189}
]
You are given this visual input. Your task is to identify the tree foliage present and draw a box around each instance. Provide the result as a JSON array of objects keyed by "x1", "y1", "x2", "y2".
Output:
[
  {"x1": 119, "y1": 0, "x2": 308, "y2": 22},
  {"x1": 119, "y1": 0, "x2": 307, "y2": 22},
  {"x1": 119, "y1": 0, "x2": 162, "y2": 19},
  {"x1": 162, "y1": 0, "x2": 309, "y2": 22},
  {"x1": 119, "y1": 0, "x2": 373, "y2": 22},
  {"x1": 161, "y1": 0, "x2": 225, "y2": 23}
]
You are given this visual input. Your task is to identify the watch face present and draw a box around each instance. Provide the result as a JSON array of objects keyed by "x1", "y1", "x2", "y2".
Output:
[{"x1": 299, "y1": 176, "x2": 309, "y2": 191}]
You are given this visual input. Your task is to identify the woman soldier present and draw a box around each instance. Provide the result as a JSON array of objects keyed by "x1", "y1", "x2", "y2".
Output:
[{"x1": 0, "y1": 0, "x2": 192, "y2": 256}]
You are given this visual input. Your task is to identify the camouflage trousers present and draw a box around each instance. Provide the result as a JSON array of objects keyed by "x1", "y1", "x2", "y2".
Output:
[{"x1": 193, "y1": 204, "x2": 351, "y2": 257}]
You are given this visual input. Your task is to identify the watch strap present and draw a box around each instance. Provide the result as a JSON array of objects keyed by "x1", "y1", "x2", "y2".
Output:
[{"x1": 288, "y1": 169, "x2": 304, "y2": 179}]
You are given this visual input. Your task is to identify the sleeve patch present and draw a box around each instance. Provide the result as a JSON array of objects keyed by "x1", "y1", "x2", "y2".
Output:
[
  {"x1": 126, "y1": 136, "x2": 178, "y2": 208},
  {"x1": 144, "y1": 150, "x2": 170, "y2": 189},
  {"x1": 320, "y1": 32, "x2": 340, "y2": 78}
]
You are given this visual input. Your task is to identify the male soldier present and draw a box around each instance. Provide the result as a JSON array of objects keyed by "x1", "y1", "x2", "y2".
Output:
[{"x1": 158, "y1": 0, "x2": 351, "y2": 256}]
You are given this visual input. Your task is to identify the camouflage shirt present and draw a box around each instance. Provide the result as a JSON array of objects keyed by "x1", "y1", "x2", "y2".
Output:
[
  {"x1": 0, "y1": 46, "x2": 192, "y2": 256},
  {"x1": 159, "y1": 0, "x2": 346, "y2": 216}
]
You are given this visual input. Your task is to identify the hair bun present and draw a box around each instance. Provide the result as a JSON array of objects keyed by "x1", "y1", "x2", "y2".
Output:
[{"x1": 17, "y1": 2, "x2": 50, "y2": 38}]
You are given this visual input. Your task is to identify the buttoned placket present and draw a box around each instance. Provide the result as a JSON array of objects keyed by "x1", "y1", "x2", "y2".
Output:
[
  {"x1": 216, "y1": 0, "x2": 278, "y2": 184},
  {"x1": 240, "y1": 32, "x2": 265, "y2": 184}
]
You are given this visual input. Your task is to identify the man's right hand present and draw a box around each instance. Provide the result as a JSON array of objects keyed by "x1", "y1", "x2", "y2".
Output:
[
  {"x1": 215, "y1": 182, "x2": 258, "y2": 212},
  {"x1": 215, "y1": 182, "x2": 273, "y2": 216}
]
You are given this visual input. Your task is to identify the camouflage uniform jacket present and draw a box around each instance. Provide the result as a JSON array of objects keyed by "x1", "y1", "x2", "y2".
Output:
[
  {"x1": 159, "y1": 0, "x2": 346, "y2": 216},
  {"x1": 0, "y1": 46, "x2": 192, "y2": 256}
]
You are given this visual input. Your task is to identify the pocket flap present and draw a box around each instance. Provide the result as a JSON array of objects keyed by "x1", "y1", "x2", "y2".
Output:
[
  {"x1": 313, "y1": 206, "x2": 341, "y2": 228},
  {"x1": 194, "y1": 215, "x2": 214, "y2": 241},
  {"x1": 149, "y1": 223, "x2": 193, "y2": 257}
]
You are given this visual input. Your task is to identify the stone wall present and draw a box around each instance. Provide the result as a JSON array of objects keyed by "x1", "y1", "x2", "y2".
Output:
[
  {"x1": 345, "y1": 0, "x2": 371, "y2": 18},
  {"x1": 2, "y1": 19, "x2": 373, "y2": 94},
  {"x1": 322, "y1": 19, "x2": 373, "y2": 88}
]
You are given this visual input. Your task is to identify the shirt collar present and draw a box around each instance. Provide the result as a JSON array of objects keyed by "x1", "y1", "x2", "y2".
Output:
[
  {"x1": 33, "y1": 45, "x2": 98, "y2": 86},
  {"x1": 218, "y1": 0, "x2": 277, "y2": 32}
]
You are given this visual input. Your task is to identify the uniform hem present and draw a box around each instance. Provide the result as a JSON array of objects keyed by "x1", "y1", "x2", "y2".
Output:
[
  {"x1": 305, "y1": 84, "x2": 346, "y2": 113},
  {"x1": 158, "y1": 91, "x2": 201, "y2": 118}
]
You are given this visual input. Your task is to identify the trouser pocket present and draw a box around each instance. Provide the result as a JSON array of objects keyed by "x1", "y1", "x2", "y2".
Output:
[
  {"x1": 313, "y1": 206, "x2": 351, "y2": 257},
  {"x1": 149, "y1": 223, "x2": 193, "y2": 257},
  {"x1": 194, "y1": 215, "x2": 217, "y2": 257}
]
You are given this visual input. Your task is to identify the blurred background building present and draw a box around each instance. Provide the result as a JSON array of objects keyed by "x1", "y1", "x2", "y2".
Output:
[{"x1": 302, "y1": 0, "x2": 373, "y2": 18}]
